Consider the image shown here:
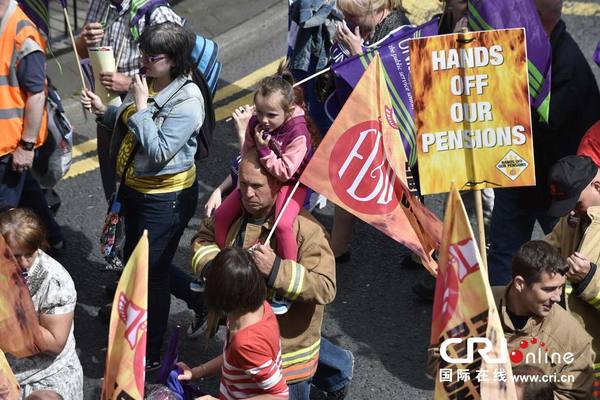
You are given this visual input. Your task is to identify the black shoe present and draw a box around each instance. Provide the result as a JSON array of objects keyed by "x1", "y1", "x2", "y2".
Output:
[
  {"x1": 146, "y1": 358, "x2": 161, "y2": 372},
  {"x1": 43, "y1": 188, "x2": 62, "y2": 215},
  {"x1": 101, "y1": 255, "x2": 124, "y2": 272},
  {"x1": 326, "y1": 384, "x2": 350, "y2": 400},
  {"x1": 412, "y1": 275, "x2": 436, "y2": 303},
  {"x1": 335, "y1": 251, "x2": 351, "y2": 264}
]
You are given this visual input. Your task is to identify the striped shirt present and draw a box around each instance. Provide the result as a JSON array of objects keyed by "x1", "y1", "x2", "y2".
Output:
[
  {"x1": 220, "y1": 302, "x2": 288, "y2": 400},
  {"x1": 83, "y1": 0, "x2": 183, "y2": 77}
]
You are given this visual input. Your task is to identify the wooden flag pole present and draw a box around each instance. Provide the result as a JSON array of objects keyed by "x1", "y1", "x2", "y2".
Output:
[
  {"x1": 264, "y1": 180, "x2": 301, "y2": 245},
  {"x1": 474, "y1": 189, "x2": 487, "y2": 267},
  {"x1": 225, "y1": 67, "x2": 331, "y2": 122},
  {"x1": 62, "y1": 7, "x2": 87, "y2": 91}
]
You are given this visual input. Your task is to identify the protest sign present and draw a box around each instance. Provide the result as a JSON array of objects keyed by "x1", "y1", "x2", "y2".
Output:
[{"x1": 410, "y1": 29, "x2": 535, "y2": 195}]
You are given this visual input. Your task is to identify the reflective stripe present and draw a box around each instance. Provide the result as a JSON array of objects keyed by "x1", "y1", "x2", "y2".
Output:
[
  {"x1": 565, "y1": 283, "x2": 573, "y2": 295},
  {"x1": 282, "y1": 339, "x2": 321, "y2": 367},
  {"x1": 285, "y1": 262, "x2": 305, "y2": 301},
  {"x1": 15, "y1": 19, "x2": 34, "y2": 35},
  {"x1": 191, "y1": 244, "x2": 219, "y2": 273},
  {"x1": 0, "y1": 74, "x2": 18, "y2": 87},
  {"x1": 17, "y1": 37, "x2": 43, "y2": 61},
  {"x1": 0, "y1": 108, "x2": 24, "y2": 119},
  {"x1": 290, "y1": 264, "x2": 305, "y2": 301}
]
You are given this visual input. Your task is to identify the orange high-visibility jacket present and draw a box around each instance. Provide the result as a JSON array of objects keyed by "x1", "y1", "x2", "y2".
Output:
[{"x1": 0, "y1": 1, "x2": 47, "y2": 157}]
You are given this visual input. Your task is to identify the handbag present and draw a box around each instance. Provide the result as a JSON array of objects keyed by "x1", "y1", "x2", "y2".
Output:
[{"x1": 99, "y1": 142, "x2": 140, "y2": 260}]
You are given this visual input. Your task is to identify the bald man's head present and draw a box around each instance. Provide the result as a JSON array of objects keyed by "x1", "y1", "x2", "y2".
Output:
[
  {"x1": 535, "y1": 0, "x2": 562, "y2": 35},
  {"x1": 238, "y1": 150, "x2": 281, "y2": 219}
]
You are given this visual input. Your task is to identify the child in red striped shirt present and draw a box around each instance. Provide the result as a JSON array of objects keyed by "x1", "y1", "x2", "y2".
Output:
[{"x1": 177, "y1": 248, "x2": 289, "y2": 399}]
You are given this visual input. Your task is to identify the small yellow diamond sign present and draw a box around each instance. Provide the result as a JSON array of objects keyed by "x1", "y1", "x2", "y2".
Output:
[{"x1": 496, "y1": 150, "x2": 529, "y2": 181}]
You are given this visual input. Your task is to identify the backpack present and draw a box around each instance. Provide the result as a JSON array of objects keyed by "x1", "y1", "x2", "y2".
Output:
[
  {"x1": 142, "y1": 3, "x2": 220, "y2": 159},
  {"x1": 32, "y1": 81, "x2": 73, "y2": 188}
]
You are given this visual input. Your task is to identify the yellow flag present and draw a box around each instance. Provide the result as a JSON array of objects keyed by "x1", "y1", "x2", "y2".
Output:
[
  {"x1": 102, "y1": 231, "x2": 148, "y2": 400},
  {"x1": 431, "y1": 186, "x2": 517, "y2": 399},
  {"x1": 0, "y1": 350, "x2": 19, "y2": 399}
]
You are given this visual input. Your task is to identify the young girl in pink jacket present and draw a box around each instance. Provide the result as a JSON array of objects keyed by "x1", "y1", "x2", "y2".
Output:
[{"x1": 214, "y1": 64, "x2": 316, "y2": 314}]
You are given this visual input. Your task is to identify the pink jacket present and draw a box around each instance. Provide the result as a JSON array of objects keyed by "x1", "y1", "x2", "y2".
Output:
[{"x1": 242, "y1": 106, "x2": 312, "y2": 183}]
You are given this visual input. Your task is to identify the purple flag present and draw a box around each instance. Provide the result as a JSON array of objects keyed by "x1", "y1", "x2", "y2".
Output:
[
  {"x1": 325, "y1": 19, "x2": 439, "y2": 166},
  {"x1": 468, "y1": 0, "x2": 552, "y2": 123},
  {"x1": 594, "y1": 40, "x2": 600, "y2": 67}
]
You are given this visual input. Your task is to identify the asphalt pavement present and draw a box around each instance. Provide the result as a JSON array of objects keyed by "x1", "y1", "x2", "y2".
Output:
[{"x1": 44, "y1": 0, "x2": 600, "y2": 398}]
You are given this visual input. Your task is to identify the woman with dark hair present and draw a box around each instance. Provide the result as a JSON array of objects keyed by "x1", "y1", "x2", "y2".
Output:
[
  {"x1": 81, "y1": 21, "x2": 205, "y2": 367},
  {"x1": 0, "y1": 208, "x2": 82, "y2": 399},
  {"x1": 177, "y1": 248, "x2": 289, "y2": 400}
]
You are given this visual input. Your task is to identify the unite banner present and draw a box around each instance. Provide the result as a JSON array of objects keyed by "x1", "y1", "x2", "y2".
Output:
[{"x1": 410, "y1": 28, "x2": 535, "y2": 195}]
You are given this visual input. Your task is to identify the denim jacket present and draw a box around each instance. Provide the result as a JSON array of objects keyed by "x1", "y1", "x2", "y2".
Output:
[
  {"x1": 102, "y1": 74, "x2": 205, "y2": 177},
  {"x1": 288, "y1": 0, "x2": 341, "y2": 72}
]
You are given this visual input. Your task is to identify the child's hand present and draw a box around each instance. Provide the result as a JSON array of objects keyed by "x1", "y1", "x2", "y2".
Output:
[
  {"x1": 80, "y1": 89, "x2": 107, "y2": 115},
  {"x1": 232, "y1": 105, "x2": 254, "y2": 146},
  {"x1": 254, "y1": 124, "x2": 271, "y2": 148},
  {"x1": 204, "y1": 188, "x2": 222, "y2": 217},
  {"x1": 176, "y1": 362, "x2": 193, "y2": 381}
]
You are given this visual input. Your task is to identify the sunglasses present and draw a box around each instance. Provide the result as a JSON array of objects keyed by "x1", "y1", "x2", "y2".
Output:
[{"x1": 141, "y1": 54, "x2": 167, "y2": 63}]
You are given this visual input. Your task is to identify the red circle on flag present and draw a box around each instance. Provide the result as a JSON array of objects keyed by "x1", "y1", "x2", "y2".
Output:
[{"x1": 328, "y1": 120, "x2": 400, "y2": 215}]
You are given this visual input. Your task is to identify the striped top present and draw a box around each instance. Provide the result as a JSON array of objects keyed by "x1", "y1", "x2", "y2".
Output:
[{"x1": 220, "y1": 302, "x2": 288, "y2": 400}]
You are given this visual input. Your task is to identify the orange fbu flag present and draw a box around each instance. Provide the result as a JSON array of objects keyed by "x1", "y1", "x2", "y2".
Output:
[
  {"x1": 431, "y1": 186, "x2": 517, "y2": 399},
  {"x1": 102, "y1": 231, "x2": 149, "y2": 400},
  {"x1": 0, "y1": 235, "x2": 42, "y2": 358},
  {"x1": 0, "y1": 349, "x2": 19, "y2": 399},
  {"x1": 300, "y1": 53, "x2": 442, "y2": 273}
]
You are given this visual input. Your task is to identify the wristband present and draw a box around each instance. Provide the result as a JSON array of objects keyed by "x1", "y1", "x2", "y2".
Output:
[{"x1": 18, "y1": 139, "x2": 35, "y2": 151}]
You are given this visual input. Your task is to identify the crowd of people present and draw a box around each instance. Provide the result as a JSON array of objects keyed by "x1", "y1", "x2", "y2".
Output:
[{"x1": 0, "y1": 0, "x2": 599, "y2": 398}]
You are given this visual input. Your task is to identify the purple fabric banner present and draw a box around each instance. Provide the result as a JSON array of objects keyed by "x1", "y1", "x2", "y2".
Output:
[
  {"x1": 325, "y1": 19, "x2": 439, "y2": 166},
  {"x1": 468, "y1": 0, "x2": 552, "y2": 122}
]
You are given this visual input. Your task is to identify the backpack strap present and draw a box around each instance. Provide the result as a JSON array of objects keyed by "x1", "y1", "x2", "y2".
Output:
[{"x1": 152, "y1": 80, "x2": 193, "y2": 119}]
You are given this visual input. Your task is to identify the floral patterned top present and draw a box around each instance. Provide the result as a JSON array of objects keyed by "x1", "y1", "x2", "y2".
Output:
[{"x1": 7, "y1": 250, "x2": 83, "y2": 399}]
